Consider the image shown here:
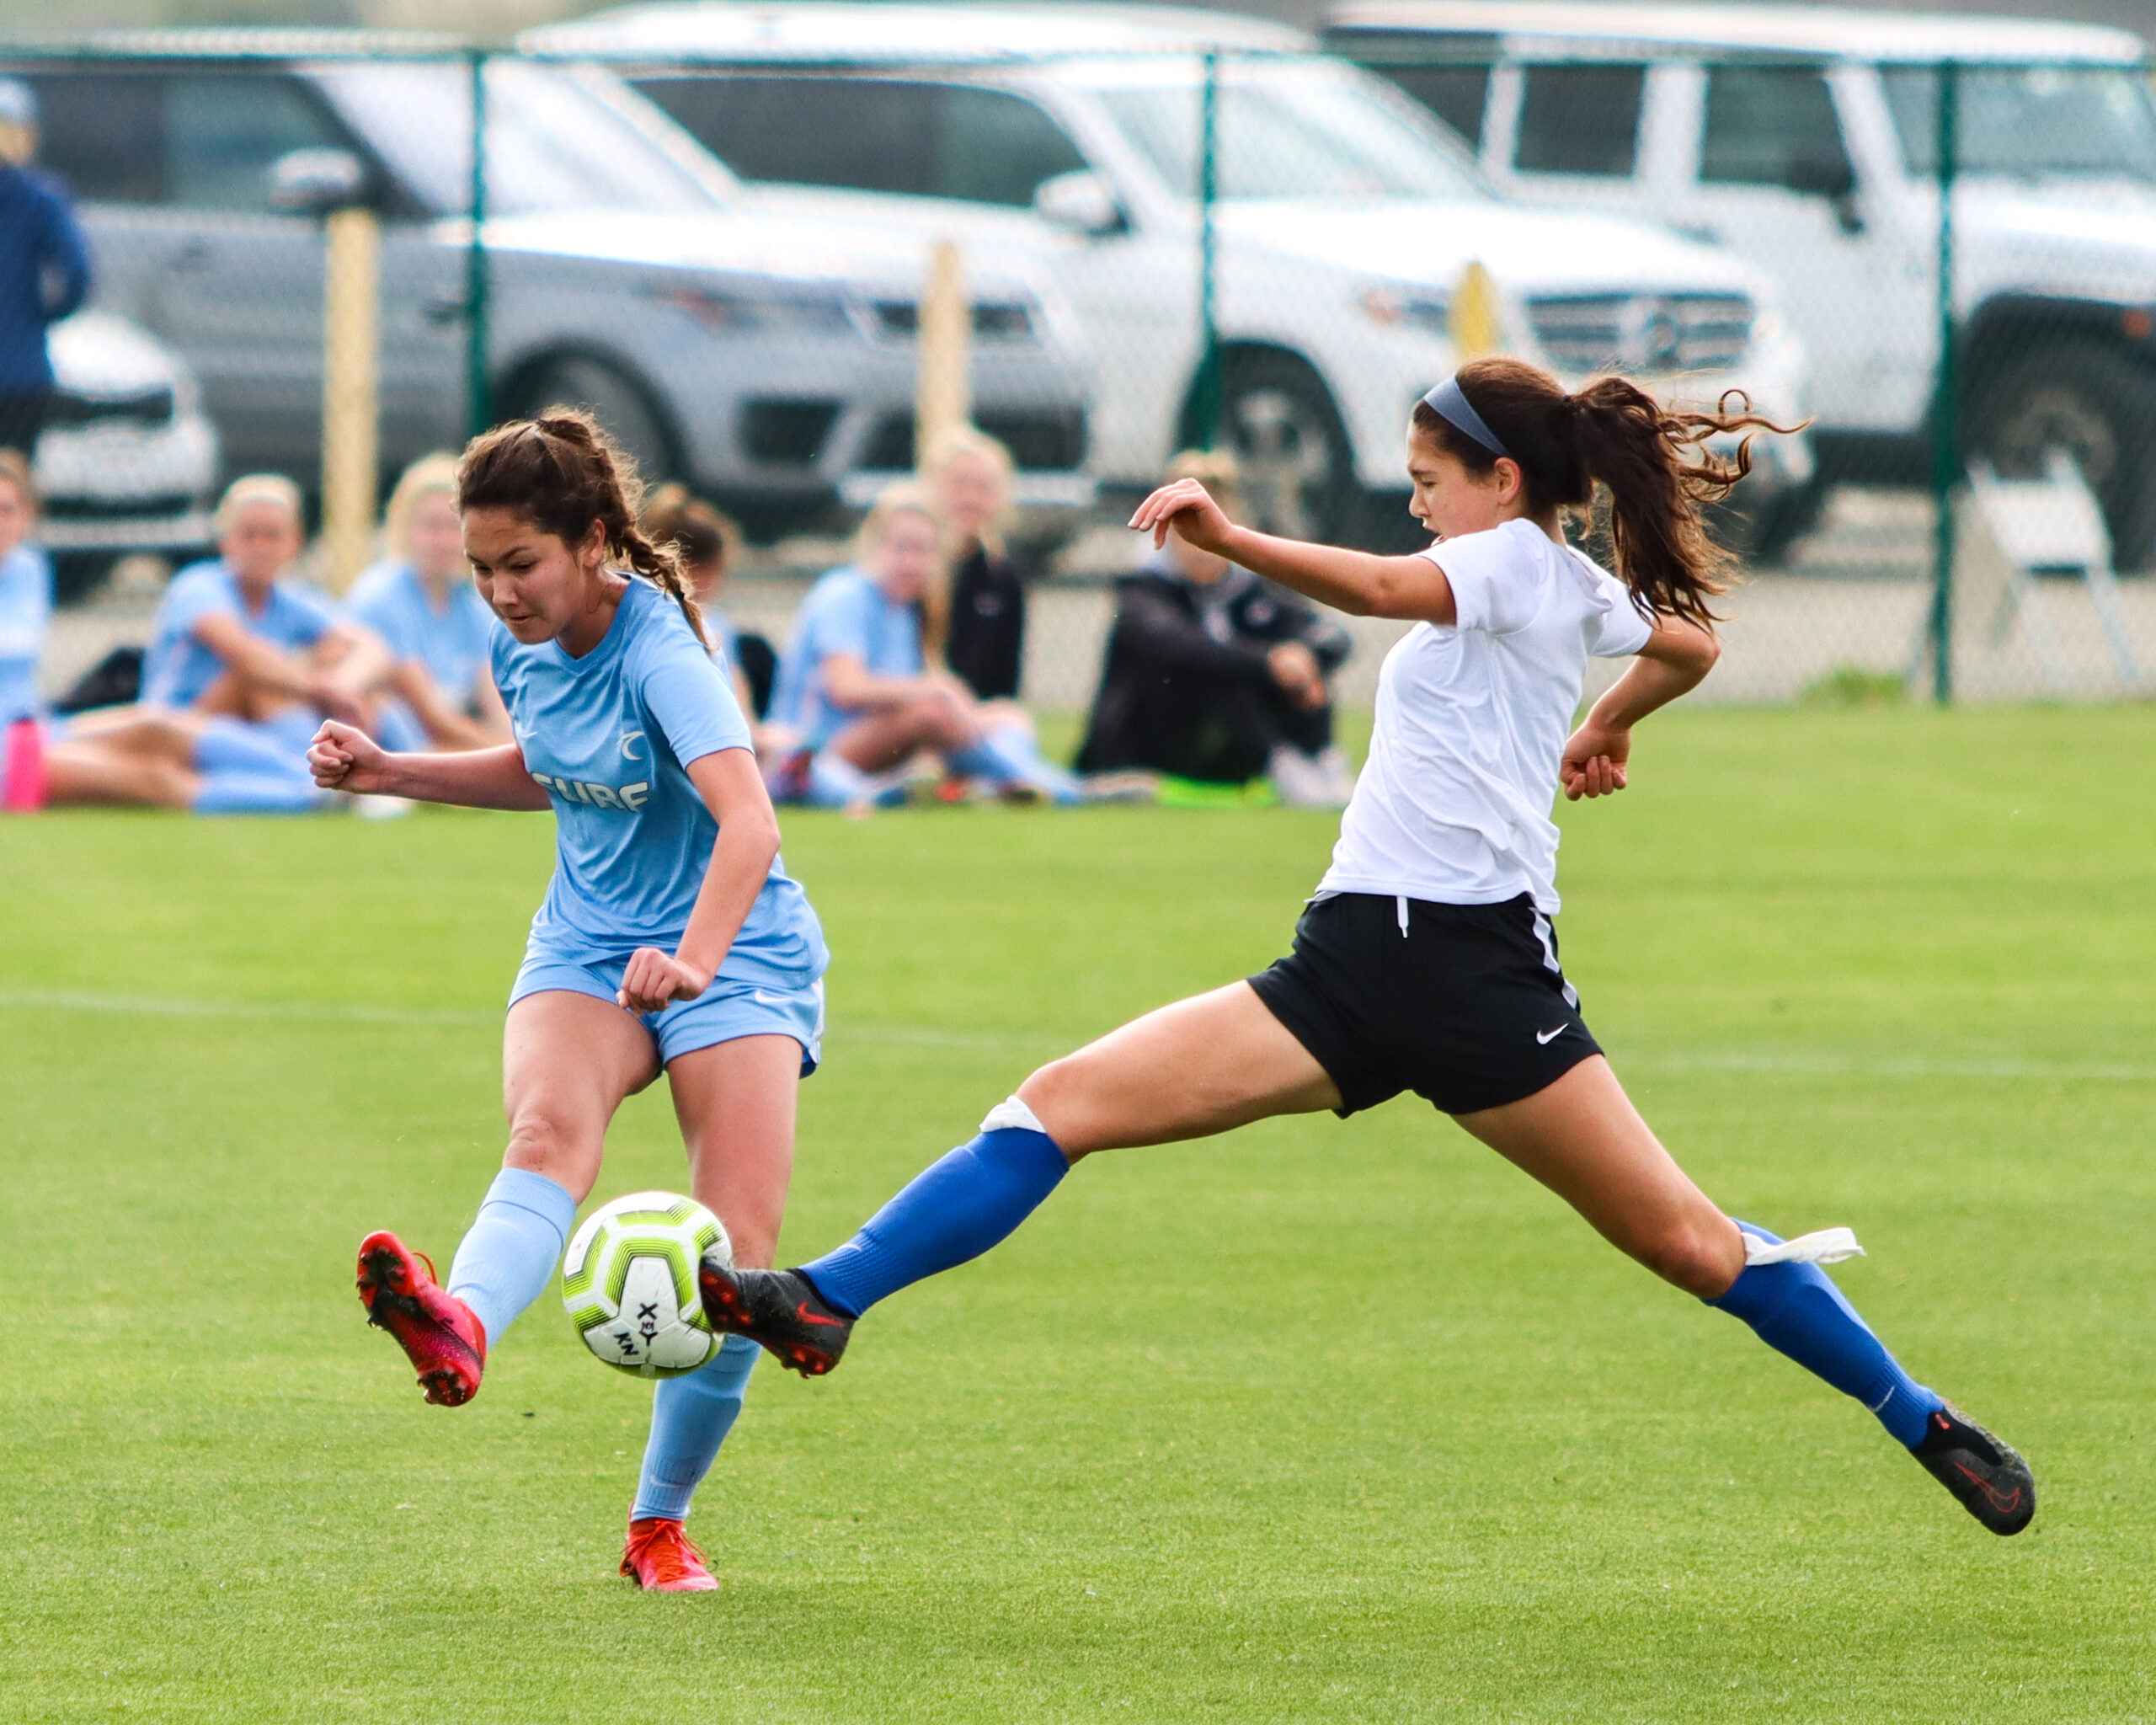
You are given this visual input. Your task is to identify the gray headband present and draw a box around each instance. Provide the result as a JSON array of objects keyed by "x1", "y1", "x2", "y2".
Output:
[{"x1": 1422, "y1": 376, "x2": 1508, "y2": 459}]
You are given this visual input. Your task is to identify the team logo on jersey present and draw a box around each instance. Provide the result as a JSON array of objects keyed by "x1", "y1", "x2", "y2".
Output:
[{"x1": 619, "y1": 729, "x2": 646, "y2": 761}]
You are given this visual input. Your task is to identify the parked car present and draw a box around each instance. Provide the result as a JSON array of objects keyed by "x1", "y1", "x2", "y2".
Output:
[
  {"x1": 5, "y1": 35, "x2": 1094, "y2": 540},
  {"x1": 528, "y1": 2, "x2": 1812, "y2": 548},
  {"x1": 34, "y1": 311, "x2": 218, "y2": 599},
  {"x1": 1326, "y1": 1, "x2": 2156, "y2": 566}
]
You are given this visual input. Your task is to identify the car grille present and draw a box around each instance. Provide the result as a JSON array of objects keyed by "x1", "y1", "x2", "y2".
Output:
[
  {"x1": 868, "y1": 302, "x2": 1038, "y2": 344},
  {"x1": 862, "y1": 408, "x2": 1086, "y2": 473},
  {"x1": 45, "y1": 387, "x2": 177, "y2": 430},
  {"x1": 1526, "y1": 294, "x2": 1753, "y2": 374},
  {"x1": 742, "y1": 398, "x2": 840, "y2": 467}
]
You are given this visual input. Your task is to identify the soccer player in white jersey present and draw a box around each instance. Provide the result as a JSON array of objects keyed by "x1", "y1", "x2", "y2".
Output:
[
  {"x1": 308, "y1": 412, "x2": 830, "y2": 1590},
  {"x1": 698, "y1": 356, "x2": 2034, "y2": 1536}
]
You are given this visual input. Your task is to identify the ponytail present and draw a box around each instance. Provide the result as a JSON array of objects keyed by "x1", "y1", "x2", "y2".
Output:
[
  {"x1": 457, "y1": 408, "x2": 709, "y2": 648},
  {"x1": 1412, "y1": 355, "x2": 1798, "y2": 630}
]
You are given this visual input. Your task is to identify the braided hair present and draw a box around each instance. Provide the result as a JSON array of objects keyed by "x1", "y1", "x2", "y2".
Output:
[{"x1": 457, "y1": 409, "x2": 708, "y2": 647}]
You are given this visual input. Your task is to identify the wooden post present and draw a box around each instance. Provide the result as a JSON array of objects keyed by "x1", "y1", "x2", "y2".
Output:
[
  {"x1": 915, "y1": 238, "x2": 969, "y2": 473},
  {"x1": 320, "y1": 205, "x2": 381, "y2": 594},
  {"x1": 1450, "y1": 259, "x2": 1503, "y2": 360}
]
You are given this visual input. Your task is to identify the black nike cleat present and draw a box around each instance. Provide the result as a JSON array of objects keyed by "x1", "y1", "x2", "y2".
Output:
[
  {"x1": 697, "y1": 1258, "x2": 854, "y2": 1378},
  {"x1": 1912, "y1": 1404, "x2": 2036, "y2": 1535}
]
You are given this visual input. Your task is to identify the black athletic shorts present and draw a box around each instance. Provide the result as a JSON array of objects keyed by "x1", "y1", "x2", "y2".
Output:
[{"x1": 1248, "y1": 890, "x2": 1602, "y2": 1117}]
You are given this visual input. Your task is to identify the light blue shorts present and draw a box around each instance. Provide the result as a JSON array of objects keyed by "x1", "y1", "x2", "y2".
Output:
[{"x1": 509, "y1": 950, "x2": 825, "y2": 1076}]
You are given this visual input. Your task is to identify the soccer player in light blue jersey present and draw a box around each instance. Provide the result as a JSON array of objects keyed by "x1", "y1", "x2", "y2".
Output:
[
  {"x1": 343, "y1": 454, "x2": 509, "y2": 754},
  {"x1": 311, "y1": 411, "x2": 829, "y2": 1593}
]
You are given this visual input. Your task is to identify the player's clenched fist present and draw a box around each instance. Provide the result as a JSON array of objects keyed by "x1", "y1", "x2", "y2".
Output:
[
  {"x1": 309, "y1": 720, "x2": 394, "y2": 793},
  {"x1": 616, "y1": 946, "x2": 711, "y2": 1015}
]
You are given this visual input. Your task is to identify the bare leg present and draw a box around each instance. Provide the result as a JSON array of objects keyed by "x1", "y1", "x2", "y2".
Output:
[
  {"x1": 828, "y1": 691, "x2": 977, "y2": 774},
  {"x1": 61, "y1": 706, "x2": 202, "y2": 767},
  {"x1": 665, "y1": 1033, "x2": 800, "y2": 1269},
  {"x1": 43, "y1": 740, "x2": 198, "y2": 809},
  {"x1": 500, "y1": 991, "x2": 660, "y2": 1202},
  {"x1": 1017, "y1": 980, "x2": 1342, "y2": 1158},
  {"x1": 1455, "y1": 1055, "x2": 1744, "y2": 1299}
]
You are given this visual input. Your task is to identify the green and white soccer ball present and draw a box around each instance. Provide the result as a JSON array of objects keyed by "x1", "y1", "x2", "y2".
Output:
[{"x1": 561, "y1": 1191, "x2": 730, "y2": 1379}]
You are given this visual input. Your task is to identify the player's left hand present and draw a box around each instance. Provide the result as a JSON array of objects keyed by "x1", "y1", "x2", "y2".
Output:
[
  {"x1": 1129, "y1": 478, "x2": 1235, "y2": 554},
  {"x1": 617, "y1": 948, "x2": 712, "y2": 1015},
  {"x1": 1561, "y1": 720, "x2": 1630, "y2": 800}
]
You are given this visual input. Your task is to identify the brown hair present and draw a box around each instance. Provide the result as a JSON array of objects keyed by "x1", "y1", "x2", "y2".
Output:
[
  {"x1": 0, "y1": 448, "x2": 37, "y2": 515},
  {"x1": 1412, "y1": 355, "x2": 1796, "y2": 629},
  {"x1": 458, "y1": 409, "x2": 706, "y2": 646},
  {"x1": 641, "y1": 482, "x2": 741, "y2": 576}
]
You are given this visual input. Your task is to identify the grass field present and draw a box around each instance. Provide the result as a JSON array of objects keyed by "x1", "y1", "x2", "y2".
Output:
[{"x1": 3, "y1": 705, "x2": 2153, "y2": 1723}]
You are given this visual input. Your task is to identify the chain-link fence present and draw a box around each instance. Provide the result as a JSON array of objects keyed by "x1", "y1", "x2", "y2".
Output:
[{"x1": 8, "y1": 14, "x2": 2156, "y2": 722}]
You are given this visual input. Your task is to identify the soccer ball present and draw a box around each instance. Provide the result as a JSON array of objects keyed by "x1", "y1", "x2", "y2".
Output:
[{"x1": 560, "y1": 1192, "x2": 730, "y2": 1379}]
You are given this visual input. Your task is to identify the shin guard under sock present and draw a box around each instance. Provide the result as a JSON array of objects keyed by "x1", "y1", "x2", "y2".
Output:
[
  {"x1": 1709, "y1": 1220, "x2": 1945, "y2": 1448},
  {"x1": 632, "y1": 1334, "x2": 760, "y2": 1523},
  {"x1": 801, "y1": 1097, "x2": 1069, "y2": 1316},
  {"x1": 446, "y1": 1168, "x2": 579, "y2": 1350}
]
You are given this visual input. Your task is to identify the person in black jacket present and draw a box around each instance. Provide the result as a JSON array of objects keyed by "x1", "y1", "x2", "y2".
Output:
[
  {"x1": 928, "y1": 425, "x2": 1027, "y2": 703},
  {"x1": 1077, "y1": 450, "x2": 1355, "y2": 804}
]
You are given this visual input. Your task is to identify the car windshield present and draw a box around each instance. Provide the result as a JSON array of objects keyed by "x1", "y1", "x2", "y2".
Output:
[
  {"x1": 314, "y1": 60, "x2": 730, "y2": 216},
  {"x1": 1093, "y1": 59, "x2": 1489, "y2": 203},
  {"x1": 1883, "y1": 66, "x2": 2156, "y2": 183}
]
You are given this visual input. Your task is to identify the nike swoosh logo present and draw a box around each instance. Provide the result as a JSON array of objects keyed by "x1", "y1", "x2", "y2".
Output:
[
  {"x1": 794, "y1": 1302, "x2": 846, "y2": 1328},
  {"x1": 752, "y1": 991, "x2": 782, "y2": 1005},
  {"x1": 1952, "y1": 1460, "x2": 2023, "y2": 1514},
  {"x1": 1536, "y1": 1025, "x2": 1568, "y2": 1044}
]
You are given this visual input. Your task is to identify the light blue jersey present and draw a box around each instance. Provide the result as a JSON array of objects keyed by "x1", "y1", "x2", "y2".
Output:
[
  {"x1": 142, "y1": 559, "x2": 337, "y2": 709},
  {"x1": 770, "y1": 566, "x2": 922, "y2": 749},
  {"x1": 494, "y1": 575, "x2": 826, "y2": 991},
  {"x1": 0, "y1": 541, "x2": 51, "y2": 727},
  {"x1": 344, "y1": 559, "x2": 501, "y2": 752}
]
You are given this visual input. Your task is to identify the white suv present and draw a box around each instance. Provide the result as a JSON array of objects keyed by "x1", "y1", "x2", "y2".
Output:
[
  {"x1": 1327, "y1": 1, "x2": 2156, "y2": 565},
  {"x1": 529, "y1": 2, "x2": 1812, "y2": 547}
]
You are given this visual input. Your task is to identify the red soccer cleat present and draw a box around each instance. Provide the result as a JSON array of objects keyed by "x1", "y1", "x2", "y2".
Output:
[
  {"x1": 621, "y1": 1517, "x2": 718, "y2": 1592},
  {"x1": 356, "y1": 1231, "x2": 487, "y2": 1407}
]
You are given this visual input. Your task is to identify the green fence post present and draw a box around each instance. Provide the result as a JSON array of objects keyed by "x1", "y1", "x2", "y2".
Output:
[
  {"x1": 1191, "y1": 49, "x2": 1222, "y2": 450},
  {"x1": 465, "y1": 46, "x2": 491, "y2": 440},
  {"x1": 1927, "y1": 59, "x2": 1958, "y2": 706}
]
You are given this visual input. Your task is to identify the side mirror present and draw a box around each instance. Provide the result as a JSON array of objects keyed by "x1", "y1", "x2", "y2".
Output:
[
  {"x1": 1033, "y1": 170, "x2": 1124, "y2": 237},
  {"x1": 270, "y1": 147, "x2": 370, "y2": 216},
  {"x1": 1783, "y1": 151, "x2": 1862, "y2": 234}
]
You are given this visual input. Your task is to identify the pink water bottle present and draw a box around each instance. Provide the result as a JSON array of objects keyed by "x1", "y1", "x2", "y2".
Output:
[{"x1": 2, "y1": 717, "x2": 46, "y2": 812}]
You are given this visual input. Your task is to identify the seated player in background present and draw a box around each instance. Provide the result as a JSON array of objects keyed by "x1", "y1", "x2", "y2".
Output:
[
  {"x1": 343, "y1": 453, "x2": 509, "y2": 752},
  {"x1": 766, "y1": 483, "x2": 1075, "y2": 808},
  {"x1": 56, "y1": 474, "x2": 388, "y2": 812},
  {"x1": 640, "y1": 483, "x2": 784, "y2": 761},
  {"x1": 314, "y1": 410, "x2": 830, "y2": 1594},
  {"x1": 1077, "y1": 448, "x2": 1356, "y2": 808},
  {"x1": 698, "y1": 356, "x2": 2036, "y2": 1539},
  {"x1": 927, "y1": 425, "x2": 1027, "y2": 705},
  {"x1": 0, "y1": 447, "x2": 51, "y2": 807}
]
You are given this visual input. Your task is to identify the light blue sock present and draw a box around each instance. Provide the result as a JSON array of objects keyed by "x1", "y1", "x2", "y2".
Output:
[
  {"x1": 805, "y1": 750, "x2": 872, "y2": 808},
  {"x1": 948, "y1": 729, "x2": 1081, "y2": 804},
  {"x1": 802, "y1": 1100, "x2": 1069, "y2": 1316},
  {"x1": 1708, "y1": 1220, "x2": 1946, "y2": 1448},
  {"x1": 194, "y1": 717, "x2": 308, "y2": 778},
  {"x1": 446, "y1": 1168, "x2": 579, "y2": 1350},
  {"x1": 189, "y1": 771, "x2": 323, "y2": 814},
  {"x1": 632, "y1": 1334, "x2": 760, "y2": 1523}
]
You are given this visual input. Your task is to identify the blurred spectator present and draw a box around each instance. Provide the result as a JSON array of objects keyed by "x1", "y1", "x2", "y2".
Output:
[
  {"x1": 767, "y1": 483, "x2": 1075, "y2": 808},
  {"x1": 344, "y1": 454, "x2": 510, "y2": 753},
  {"x1": 0, "y1": 78, "x2": 91, "y2": 461},
  {"x1": 926, "y1": 425, "x2": 1026, "y2": 703},
  {"x1": 1077, "y1": 449, "x2": 1355, "y2": 806},
  {"x1": 0, "y1": 447, "x2": 49, "y2": 733},
  {"x1": 640, "y1": 481, "x2": 779, "y2": 732}
]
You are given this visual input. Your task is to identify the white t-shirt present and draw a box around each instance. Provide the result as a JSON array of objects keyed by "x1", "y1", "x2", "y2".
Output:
[{"x1": 1315, "y1": 519, "x2": 1655, "y2": 916}]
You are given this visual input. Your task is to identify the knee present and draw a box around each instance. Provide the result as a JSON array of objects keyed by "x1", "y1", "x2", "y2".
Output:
[
  {"x1": 502, "y1": 1105, "x2": 598, "y2": 1187},
  {"x1": 1014, "y1": 1058, "x2": 1097, "y2": 1162},
  {"x1": 1638, "y1": 1215, "x2": 1743, "y2": 1300}
]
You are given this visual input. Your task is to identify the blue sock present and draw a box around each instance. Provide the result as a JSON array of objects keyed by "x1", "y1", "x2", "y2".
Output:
[
  {"x1": 632, "y1": 1334, "x2": 759, "y2": 1523},
  {"x1": 194, "y1": 717, "x2": 307, "y2": 778},
  {"x1": 948, "y1": 730, "x2": 1081, "y2": 804},
  {"x1": 801, "y1": 1101, "x2": 1070, "y2": 1316},
  {"x1": 189, "y1": 771, "x2": 323, "y2": 814},
  {"x1": 446, "y1": 1168, "x2": 579, "y2": 1350},
  {"x1": 1709, "y1": 1220, "x2": 1945, "y2": 1448}
]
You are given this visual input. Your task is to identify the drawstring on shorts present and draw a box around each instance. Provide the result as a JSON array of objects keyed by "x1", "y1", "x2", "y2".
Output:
[{"x1": 1396, "y1": 895, "x2": 1410, "y2": 937}]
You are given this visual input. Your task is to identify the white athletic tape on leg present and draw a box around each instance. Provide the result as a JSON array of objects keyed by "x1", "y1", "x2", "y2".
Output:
[
  {"x1": 1743, "y1": 1226, "x2": 1865, "y2": 1267},
  {"x1": 979, "y1": 1095, "x2": 1048, "y2": 1135}
]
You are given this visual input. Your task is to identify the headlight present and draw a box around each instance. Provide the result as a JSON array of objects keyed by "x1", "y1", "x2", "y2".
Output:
[{"x1": 648, "y1": 283, "x2": 852, "y2": 337}]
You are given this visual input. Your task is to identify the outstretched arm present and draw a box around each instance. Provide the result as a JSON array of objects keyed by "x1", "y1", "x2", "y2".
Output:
[
  {"x1": 307, "y1": 720, "x2": 552, "y2": 809},
  {"x1": 1560, "y1": 617, "x2": 1721, "y2": 801},
  {"x1": 1129, "y1": 480, "x2": 1456, "y2": 624}
]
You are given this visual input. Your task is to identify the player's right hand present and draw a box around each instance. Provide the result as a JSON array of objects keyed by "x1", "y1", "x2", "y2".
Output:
[
  {"x1": 1129, "y1": 478, "x2": 1234, "y2": 554},
  {"x1": 308, "y1": 720, "x2": 394, "y2": 793}
]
